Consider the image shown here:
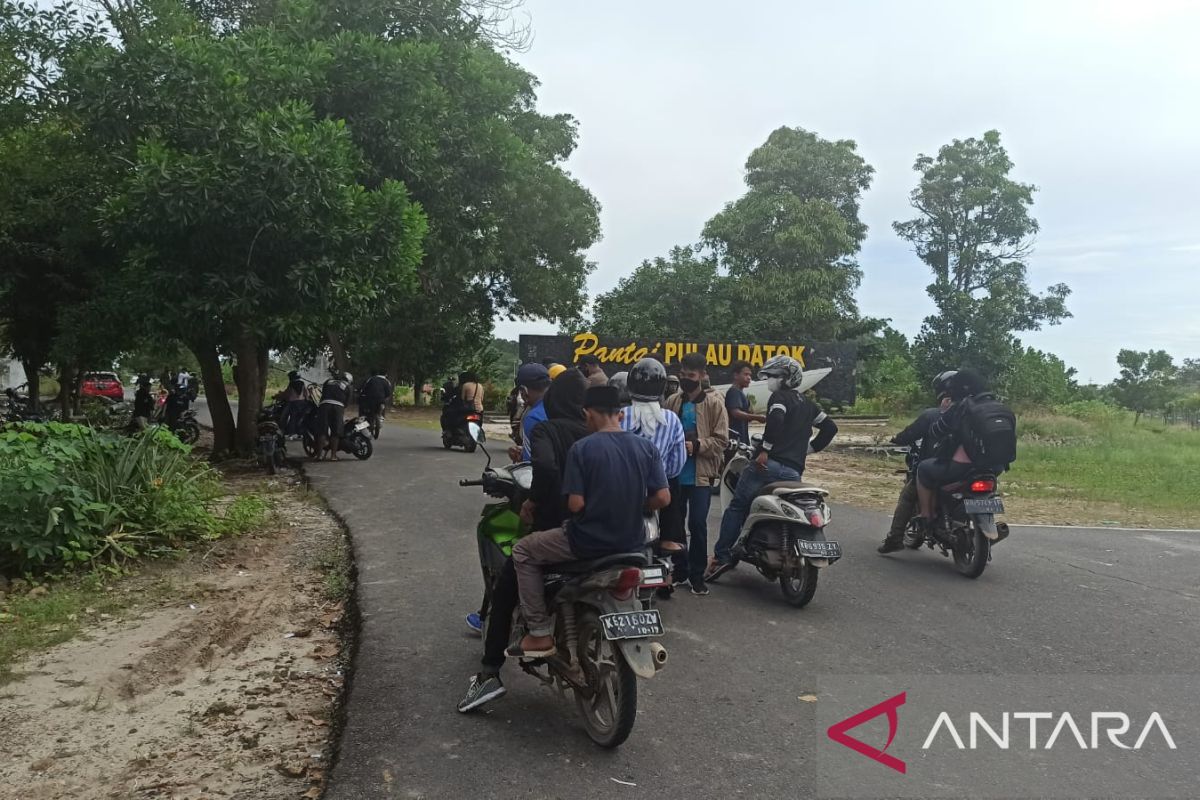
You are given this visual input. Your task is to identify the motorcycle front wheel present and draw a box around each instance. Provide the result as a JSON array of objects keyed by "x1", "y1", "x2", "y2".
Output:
[
  {"x1": 179, "y1": 421, "x2": 201, "y2": 445},
  {"x1": 953, "y1": 526, "x2": 990, "y2": 579},
  {"x1": 574, "y1": 608, "x2": 637, "y2": 748},
  {"x1": 779, "y1": 563, "x2": 819, "y2": 608},
  {"x1": 351, "y1": 435, "x2": 373, "y2": 461}
]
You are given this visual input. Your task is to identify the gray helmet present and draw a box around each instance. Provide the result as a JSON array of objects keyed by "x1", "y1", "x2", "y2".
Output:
[
  {"x1": 758, "y1": 355, "x2": 803, "y2": 389},
  {"x1": 608, "y1": 371, "x2": 631, "y2": 405}
]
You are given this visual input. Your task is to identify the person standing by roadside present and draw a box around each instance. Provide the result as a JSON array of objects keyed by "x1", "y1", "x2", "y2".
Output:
[
  {"x1": 578, "y1": 355, "x2": 609, "y2": 387},
  {"x1": 664, "y1": 352, "x2": 729, "y2": 595},
  {"x1": 317, "y1": 371, "x2": 352, "y2": 461},
  {"x1": 725, "y1": 360, "x2": 765, "y2": 444},
  {"x1": 508, "y1": 363, "x2": 551, "y2": 462}
]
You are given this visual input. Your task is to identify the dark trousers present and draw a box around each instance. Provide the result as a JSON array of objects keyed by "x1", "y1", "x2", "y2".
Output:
[
  {"x1": 887, "y1": 478, "x2": 919, "y2": 541},
  {"x1": 482, "y1": 559, "x2": 518, "y2": 674},
  {"x1": 666, "y1": 483, "x2": 713, "y2": 583}
]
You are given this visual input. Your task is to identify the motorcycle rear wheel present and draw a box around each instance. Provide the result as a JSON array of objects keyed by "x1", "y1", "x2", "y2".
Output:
[
  {"x1": 351, "y1": 435, "x2": 373, "y2": 461},
  {"x1": 574, "y1": 608, "x2": 638, "y2": 748},
  {"x1": 179, "y1": 421, "x2": 200, "y2": 445},
  {"x1": 779, "y1": 564, "x2": 819, "y2": 608},
  {"x1": 953, "y1": 526, "x2": 990, "y2": 579}
]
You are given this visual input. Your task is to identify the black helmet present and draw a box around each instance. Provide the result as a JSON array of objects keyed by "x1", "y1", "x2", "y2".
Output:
[
  {"x1": 932, "y1": 370, "x2": 958, "y2": 398},
  {"x1": 627, "y1": 358, "x2": 667, "y2": 402},
  {"x1": 608, "y1": 371, "x2": 631, "y2": 405},
  {"x1": 946, "y1": 369, "x2": 986, "y2": 401}
]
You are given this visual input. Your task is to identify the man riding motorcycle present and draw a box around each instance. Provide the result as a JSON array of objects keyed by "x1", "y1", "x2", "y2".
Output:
[
  {"x1": 458, "y1": 370, "x2": 590, "y2": 710},
  {"x1": 358, "y1": 369, "x2": 393, "y2": 439},
  {"x1": 877, "y1": 373, "x2": 954, "y2": 554},
  {"x1": 707, "y1": 355, "x2": 838, "y2": 582}
]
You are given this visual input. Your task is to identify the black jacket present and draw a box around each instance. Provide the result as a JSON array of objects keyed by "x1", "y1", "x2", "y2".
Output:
[
  {"x1": 760, "y1": 389, "x2": 837, "y2": 474},
  {"x1": 891, "y1": 407, "x2": 941, "y2": 460},
  {"x1": 528, "y1": 368, "x2": 589, "y2": 532},
  {"x1": 359, "y1": 374, "x2": 392, "y2": 402}
]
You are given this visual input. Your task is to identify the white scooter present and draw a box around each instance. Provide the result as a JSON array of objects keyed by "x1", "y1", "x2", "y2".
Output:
[{"x1": 713, "y1": 433, "x2": 842, "y2": 607}]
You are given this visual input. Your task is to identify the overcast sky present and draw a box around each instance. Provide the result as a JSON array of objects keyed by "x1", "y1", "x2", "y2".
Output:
[{"x1": 493, "y1": 0, "x2": 1200, "y2": 382}]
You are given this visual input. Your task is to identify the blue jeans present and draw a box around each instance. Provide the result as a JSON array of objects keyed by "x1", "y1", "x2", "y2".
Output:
[
  {"x1": 675, "y1": 483, "x2": 713, "y2": 583},
  {"x1": 715, "y1": 459, "x2": 801, "y2": 564}
]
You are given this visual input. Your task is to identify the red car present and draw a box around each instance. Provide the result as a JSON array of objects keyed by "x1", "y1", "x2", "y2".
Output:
[{"x1": 80, "y1": 371, "x2": 125, "y2": 402}]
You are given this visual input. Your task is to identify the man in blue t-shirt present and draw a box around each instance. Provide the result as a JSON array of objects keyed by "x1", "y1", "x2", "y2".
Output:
[
  {"x1": 508, "y1": 363, "x2": 551, "y2": 462},
  {"x1": 725, "y1": 360, "x2": 765, "y2": 443},
  {"x1": 507, "y1": 385, "x2": 670, "y2": 658}
]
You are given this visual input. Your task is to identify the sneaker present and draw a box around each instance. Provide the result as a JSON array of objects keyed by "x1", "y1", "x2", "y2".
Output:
[
  {"x1": 672, "y1": 576, "x2": 690, "y2": 590},
  {"x1": 465, "y1": 612, "x2": 483, "y2": 636},
  {"x1": 877, "y1": 538, "x2": 905, "y2": 554},
  {"x1": 457, "y1": 673, "x2": 506, "y2": 713},
  {"x1": 690, "y1": 581, "x2": 710, "y2": 596}
]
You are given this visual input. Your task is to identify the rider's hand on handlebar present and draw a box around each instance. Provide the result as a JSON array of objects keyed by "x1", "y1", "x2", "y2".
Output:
[
  {"x1": 507, "y1": 445, "x2": 521, "y2": 462},
  {"x1": 519, "y1": 500, "x2": 536, "y2": 525},
  {"x1": 755, "y1": 451, "x2": 769, "y2": 473}
]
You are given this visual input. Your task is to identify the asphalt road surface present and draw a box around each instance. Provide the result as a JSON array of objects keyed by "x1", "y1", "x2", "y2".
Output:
[{"x1": 300, "y1": 424, "x2": 1199, "y2": 799}]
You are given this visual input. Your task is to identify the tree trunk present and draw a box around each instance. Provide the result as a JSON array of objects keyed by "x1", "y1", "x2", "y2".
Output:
[
  {"x1": 257, "y1": 345, "x2": 270, "y2": 402},
  {"x1": 386, "y1": 357, "x2": 401, "y2": 409},
  {"x1": 233, "y1": 329, "x2": 265, "y2": 455},
  {"x1": 192, "y1": 342, "x2": 236, "y2": 455},
  {"x1": 57, "y1": 364, "x2": 74, "y2": 421},
  {"x1": 413, "y1": 378, "x2": 424, "y2": 407},
  {"x1": 328, "y1": 330, "x2": 349, "y2": 375},
  {"x1": 21, "y1": 360, "x2": 41, "y2": 413}
]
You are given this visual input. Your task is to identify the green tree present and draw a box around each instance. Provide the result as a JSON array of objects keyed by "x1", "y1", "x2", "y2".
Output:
[
  {"x1": 855, "y1": 326, "x2": 922, "y2": 411},
  {"x1": 591, "y1": 246, "x2": 735, "y2": 339},
  {"x1": 999, "y1": 345, "x2": 1077, "y2": 408},
  {"x1": 703, "y1": 126, "x2": 876, "y2": 340},
  {"x1": 894, "y1": 130, "x2": 1071, "y2": 382},
  {"x1": 1111, "y1": 349, "x2": 1176, "y2": 424}
]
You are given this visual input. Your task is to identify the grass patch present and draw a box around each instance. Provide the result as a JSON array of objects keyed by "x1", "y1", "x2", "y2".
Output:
[
  {"x1": 315, "y1": 531, "x2": 351, "y2": 603},
  {"x1": 386, "y1": 406, "x2": 440, "y2": 431}
]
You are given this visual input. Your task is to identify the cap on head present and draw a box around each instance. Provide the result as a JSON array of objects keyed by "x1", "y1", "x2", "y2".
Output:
[{"x1": 516, "y1": 363, "x2": 551, "y2": 390}]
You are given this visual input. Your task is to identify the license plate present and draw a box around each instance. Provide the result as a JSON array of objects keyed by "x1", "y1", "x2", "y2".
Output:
[
  {"x1": 964, "y1": 497, "x2": 1005, "y2": 514},
  {"x1": 600, "y1": 610, "x2": 663, "y2": 640},
  {"x1": 638, "y1": 565, "x2": 667, "y2": 588},
  {"x1": 795, "y1": 540, "x2": 842, "y2": 559},
  {"x1": 258, "y1": 435, "x2": 276, "y2": 443},
  {"x1": 354, "y1": 421, "x2": 369, "y2": 432}
]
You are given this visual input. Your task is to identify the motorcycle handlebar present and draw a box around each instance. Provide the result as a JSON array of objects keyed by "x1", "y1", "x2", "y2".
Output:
[{"x1": 459, "y1": 478, "x2": 485, "y2": 487}]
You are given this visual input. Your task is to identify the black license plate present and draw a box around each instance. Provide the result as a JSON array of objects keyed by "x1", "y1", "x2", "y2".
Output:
[
  {"x1": 600, "y1": 610, "x2": 663, "y2": 640},
  {"x1": 964, "y1": 498, "x2": 1005, "y2": 514},
  {"x1": 795, "y1": 540, "x2": 842, "y2": 559}
]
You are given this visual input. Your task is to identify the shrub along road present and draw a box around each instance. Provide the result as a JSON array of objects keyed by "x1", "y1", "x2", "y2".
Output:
[{"x1": 305, "y1": 424, "x2": 1200, "y2": 799}]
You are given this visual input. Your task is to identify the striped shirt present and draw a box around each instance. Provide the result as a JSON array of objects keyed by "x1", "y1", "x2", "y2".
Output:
[{"x1": 621, "y1": 407, "x2": 687, "y2": 479}]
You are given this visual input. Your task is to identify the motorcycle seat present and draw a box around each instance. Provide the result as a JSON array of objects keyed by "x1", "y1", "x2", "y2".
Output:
[
  {"x1": 756, "y1": 481, "x2": 829, "y2": 498},
  {"x1": 550, "y1": 552, "x2": 650, "y2": 574}
]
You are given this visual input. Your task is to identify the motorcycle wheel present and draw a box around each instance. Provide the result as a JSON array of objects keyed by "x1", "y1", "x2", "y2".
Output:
[
  {"x1": 303, "y1": 436, "x2": 318, "y2": 458},
  {"x1": 953, "y1": 526, "x2": 990, "y2": 579},
  {"x1": 441, "y1": 432, "x2": 453, "y2": 450},
  {"x1": 574, "y1": 608, "x2": 638, "y2": 748},
  {"x1": 779, "y1": 564, "x2": 819, "y2": 608},
  {"x1": 465, "y1": 439, "x2": 477, "y2": 453},
  {"x1": 351, "y1": 435, "x2": 373, "y2": 461},
  {"x1": 271, "y1": 443, "x2": 286, "y2": 474},
  {"x1": 179, "y1": 421, "x2": 201, "y2": 445}
]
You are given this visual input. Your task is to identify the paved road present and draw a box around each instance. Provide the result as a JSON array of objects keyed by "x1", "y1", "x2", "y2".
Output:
[{"x1": 305, "y1": 425, "x2": 1199, "y2": 799}]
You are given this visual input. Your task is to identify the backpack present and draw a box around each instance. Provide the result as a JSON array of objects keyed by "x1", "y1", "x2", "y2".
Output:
[{"x1": 958, "y1": 394, "x2": 1017, "y2": 468}]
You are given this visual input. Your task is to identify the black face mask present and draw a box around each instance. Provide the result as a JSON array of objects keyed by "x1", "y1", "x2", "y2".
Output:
[{"x1": 678, "y1": 377, "x2": 700, "y2": 394}]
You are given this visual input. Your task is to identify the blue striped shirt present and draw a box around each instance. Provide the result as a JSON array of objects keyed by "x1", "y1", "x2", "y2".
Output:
[{"x1": 621, "y1": 408, "x2": 687, "y2": 479}]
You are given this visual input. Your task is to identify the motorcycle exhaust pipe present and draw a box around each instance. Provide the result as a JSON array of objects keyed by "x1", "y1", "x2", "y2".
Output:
[{"x1": 649, "y1": 642, "x2": 668, "y2": 670}]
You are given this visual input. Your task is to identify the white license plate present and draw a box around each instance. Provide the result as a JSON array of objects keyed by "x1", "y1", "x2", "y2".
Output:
[
  {"x1": 600, "y1": 610, "x2": 663, "y2": 640},
  {"x1": 353, "y1": 421, "x2": 369, "y2": 432},
  {"x1": 964, "y1": 498, "x2": 1005, "y2": 514},
  {"x1": 638, "y1": 565, "x2": 667, "y2": 587}
]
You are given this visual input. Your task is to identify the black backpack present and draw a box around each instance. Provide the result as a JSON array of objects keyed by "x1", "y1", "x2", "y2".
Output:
[{"x1": 958, "y1": 393, "x2": 1017, "y2": 468}]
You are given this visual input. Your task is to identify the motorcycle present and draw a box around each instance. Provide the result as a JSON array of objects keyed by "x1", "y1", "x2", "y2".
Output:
[
  {"x1": 256, "y1": 401, "x2": 289, "y2": 474},
  {"x1": 2, "y1": 386, "x2": 45, "y2": 425},
  {"x1": 301, "y1": 413, "x2": 374, "y2": 461},
  {"x1": 714, "y1": 433, "x2": 842, "y2": 607},
  {"x1": 458, "y1": 423, "x2": 670, "y2": 748},
  {"x1": 899, "y1": 448, "x2": 1010, "y2": 578},
  {"x1": 441, "y1": 406, "x2": 482, "y2": 452}
]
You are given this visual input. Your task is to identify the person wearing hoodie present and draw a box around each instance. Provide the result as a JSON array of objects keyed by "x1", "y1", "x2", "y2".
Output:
[{"x1": 458, "y1": 369, "x2": 591, "y2": 711}]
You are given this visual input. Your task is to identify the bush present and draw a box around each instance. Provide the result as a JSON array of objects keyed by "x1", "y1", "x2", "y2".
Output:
[{"x1": 0, "y1": 423, "x2": 221, "y2": 576}]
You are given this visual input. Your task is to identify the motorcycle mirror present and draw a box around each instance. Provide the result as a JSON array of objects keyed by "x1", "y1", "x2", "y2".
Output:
[{"x1": 468, "y1": 422, "x2": 486, "y2": 444}]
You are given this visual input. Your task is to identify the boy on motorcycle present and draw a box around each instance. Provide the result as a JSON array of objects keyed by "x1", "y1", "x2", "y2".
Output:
[{"x1": 707, "y1": 355, "x2": 837, "y2": 581}]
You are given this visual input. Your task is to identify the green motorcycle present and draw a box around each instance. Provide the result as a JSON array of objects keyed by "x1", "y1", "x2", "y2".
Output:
[{"x1": 458, "y1": 423, "x2": 671, "y2": 748}]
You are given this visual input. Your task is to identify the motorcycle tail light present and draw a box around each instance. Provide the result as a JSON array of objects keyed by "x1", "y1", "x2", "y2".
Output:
[
  {"x1": 610, "y1": 567, "x2": 642, "y2": 600},
  {"x1": 970, "y1": 478, "x2": 996, "y2": 493},
  {"x1": 807, "y1": 511, "x2": 824, "y2": 527}
]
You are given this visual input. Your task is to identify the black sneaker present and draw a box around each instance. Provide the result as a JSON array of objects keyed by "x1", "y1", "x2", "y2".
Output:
[
  {"x1": 877, "y1": 538, "x2": 905, "y2": 554},
  {"x1": 690, "y1": 581, "x2": 710, "y2": 596},
  {"x1": 457, "y1": 672, "x2": 506, "y2": 713}
]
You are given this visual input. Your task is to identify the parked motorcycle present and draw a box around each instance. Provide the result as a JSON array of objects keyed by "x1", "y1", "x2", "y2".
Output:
[
  {"x1": 256, "y1": 401, "x2": 288, "y2": 474},
  {"x1": 152, "y1": 405, "x2": 200, "y2": 445},
  {"x1": 458, "y1": 423, "x2": 669, "y2": 748},
  {"x1": 2, "y1": 386, "x2": 45, "y2": 424},
  {"x1": 714, "y1": 433, "x2": 842, "y2": 607},
  {"x1": 899, "y1": 448, "x2": 1010, "y2": 578}
]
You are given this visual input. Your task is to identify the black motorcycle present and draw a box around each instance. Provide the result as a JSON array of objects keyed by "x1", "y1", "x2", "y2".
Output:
[
  {"x1": 2, "y1": 386, "x2": 44, "y2": 425},
  {"x1": 301, "y1": 412, "x2": 373, "y2": 460},
  {"x1": 256, "y1": 401, "x2": 288, "y2": 474},
  {"x1": 441, "y1": 406, "x2": 482, "y2": 452},
  {"x1": 900, "y1": 448, "x2": 1010, "y2": 578}
]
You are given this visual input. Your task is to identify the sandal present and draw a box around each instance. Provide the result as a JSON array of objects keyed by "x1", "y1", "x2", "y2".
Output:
[{"x1": 506, "y1": 635, "x2": 556, "y2": 659}]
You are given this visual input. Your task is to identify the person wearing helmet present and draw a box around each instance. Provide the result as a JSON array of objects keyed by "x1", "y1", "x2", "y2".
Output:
[
  {"x1": 707, "y1": 355, "x2": 838, "y2": 581},
  {"x1": 876, "y1": 377, "x2": 954, "y2": 554},
  {"x1": 608, "y1": 371, "x2": 631, "y2": 405},
  {"x1": 664, "y1": 352, "x2": 730, "y2": 595},
  {"x1": 620, "y1": 358, "x2": 687, "y2": 591},
  {"x1": 317, "y1": 370, "x2": 352, "y2": 460},
  {"x1": 663, "y1": 374, "x2": 680, "y2": 402},
  {"x1": 547, "y1": 363, "x2": 567, "y2": 381}
]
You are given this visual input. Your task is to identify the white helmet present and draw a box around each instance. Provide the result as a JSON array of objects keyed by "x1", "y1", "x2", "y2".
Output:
[{"x1": 758, "y1": 355, "x2": 803, "y2": 390}]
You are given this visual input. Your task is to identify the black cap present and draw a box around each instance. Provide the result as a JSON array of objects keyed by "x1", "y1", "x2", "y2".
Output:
[{"x1": 583, "y1": 384, "x2": 622, "y2": 411}]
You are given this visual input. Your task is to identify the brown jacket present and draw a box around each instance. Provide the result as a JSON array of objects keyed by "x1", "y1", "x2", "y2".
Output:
[{"x1": 665, "y1": 388, "x2": 730, "y2": 486}]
